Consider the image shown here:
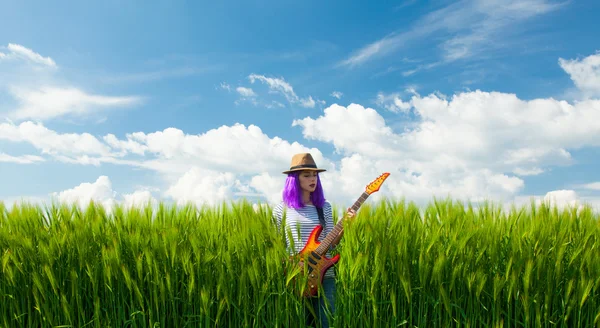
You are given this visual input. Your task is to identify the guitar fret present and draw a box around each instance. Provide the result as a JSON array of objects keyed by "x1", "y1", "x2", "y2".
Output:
[{"x1": 315, "y1": 192, "x2": 371, "y2": 255}]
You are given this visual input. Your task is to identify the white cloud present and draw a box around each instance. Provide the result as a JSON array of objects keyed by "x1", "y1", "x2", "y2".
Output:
[
  {"x1": 376, "y1": 92, "x2": 412, "y2": 113},
  {"x1": 248, "y1": 74, "x2": 318, "y2": 108},
  {"x1": 339, "y1": 0, "x2": 564, "y2": 67},
  {"x1": 4, "y1": 122, "x2": 329, "y2": 206},
  {"x1": 164, "y1": 167, "x2": 239, "y2": 207},
  {"x1": 123, "y1": 190, "x2": 158, "y2": 208},
  {"x1": 292, "y1": 103, "x2": 397, "y2": 157},
  {"x1": 511, "y1": 189, "x2": 598, "y2": 212},
  {"x1": 106, "y1": 123, "x2": 333, "y2": 175},
  {"x1": 4, "y1": 93, "x2": 600, "y2": 209},
  {"x1": 395, "y1": 0, "x2": 418, "y2": 10},
  {"x1": 331, "y1": 91, "x2": 343, "y2": 99},
  {"x1": 220, "y1": 82, "x2": 231, "y2": 92},
  {"x1": 0, "y1": 43, "x2": 56, "y2": 67},
  {"x1": 1, "y1": 195, "x2": 50, "y2": 211},
  {"x1": 577, "y1": 182, "x2": 600, "y2": 191},
  {"x1": 1, "y1": 43, "x2": 141, "y2": 122},
  {"x1": 290, "y1": 86, "x2": 600, "y2": 204},
  {"x1": 0, "y1": 120, "x2": 113, "y2": 157},
  {"x1": 5, "y1": 50, "x2": 600, "y2": 210},
  {"x1": 249, "y1": 74, "x2": 295, "y2": 101},
  {"x1": 47, "y1": 175, "x2": 160, "y2": 212},
  {"x1": 0, "y1": 152, "x2": 45, "y2": 164},
  {"x1": 559, "y1": 52, "x2": 600, "y2": 98},
  {"x1": 8, "y1": 86, "x2": 141, "y2": 121},
  {"x1": 51, "y1": 176, "x2": 117, "y2": 211},
  {"x1": 103, "y1": 133, "x2": 148, "y2": 156},
  {"x1": 265, "y1": 101, "x2": 286, "y2": 109},
  {"x1": 250, "y1": 172, "x2": 284, "y2": 204},
  {"x1": 300, "y1": 96, "x2": 316, "y2": 108},
  {"x1": 236, "y1": 86, "x2": 256, "y2": 97},
  {"x1": 543, "y1": 190, "x2": 580, "y2": 208},
  {"x1": 512, "y1": 167, "x2": 544, "y2": 176}
]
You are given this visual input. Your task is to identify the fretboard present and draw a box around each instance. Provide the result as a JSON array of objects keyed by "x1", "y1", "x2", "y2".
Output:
[{"x1": 315, "y1": 191, "x2": 370, "y2": 254}]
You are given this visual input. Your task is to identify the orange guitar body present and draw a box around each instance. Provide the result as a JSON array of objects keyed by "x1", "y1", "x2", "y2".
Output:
[{"x1": 296, "y1": 225, "x2": 341, "y2": 297}]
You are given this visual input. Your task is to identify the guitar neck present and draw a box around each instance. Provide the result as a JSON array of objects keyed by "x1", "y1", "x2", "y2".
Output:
[{"x1": 315, "y1": 191, "x2": 370, "y2": 254}]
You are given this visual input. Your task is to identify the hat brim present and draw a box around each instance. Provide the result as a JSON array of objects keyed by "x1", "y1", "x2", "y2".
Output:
[{"x1": 282, "y1": 168, "x2": 326, "y2": 175}]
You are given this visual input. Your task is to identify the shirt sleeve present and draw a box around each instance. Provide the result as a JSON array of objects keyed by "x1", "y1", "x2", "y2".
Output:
[
  {"x1": 272, "y1": 202, "x2": 287, "y2": 247},
  {"x1": 323, "y1": 201, "x2": 340, "y2": 262},
  {"x1": 323, "y1": 201, "x2": 336, "y2": 245},
  {"x1": 272, "y1": 202, "x2": 283, "y2": 228},
  {"x1": 324, "y1": 201, "x2": 334, "y2": 231}
]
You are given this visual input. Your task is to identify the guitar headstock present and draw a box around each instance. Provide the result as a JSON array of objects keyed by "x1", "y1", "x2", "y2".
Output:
[{"x1": 365, "y1": 172, "x2": 390, "y2": 195}]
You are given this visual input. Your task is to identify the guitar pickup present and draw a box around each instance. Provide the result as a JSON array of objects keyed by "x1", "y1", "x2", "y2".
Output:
[
  {"x1": 308, "y1": 257, "x2": 317, "y2": 265},
  {"x1": 310, "y1": 252, "x2": 321, "y2": 260}
]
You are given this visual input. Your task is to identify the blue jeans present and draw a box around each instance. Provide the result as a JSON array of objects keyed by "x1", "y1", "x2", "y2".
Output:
[{"x1": 308, "y1": 277, "x2": 336, "y2": 328}]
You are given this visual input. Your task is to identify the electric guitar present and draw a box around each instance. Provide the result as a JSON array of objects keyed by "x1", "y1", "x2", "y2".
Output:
[{"x1": 293, "y1": 172, "x2": 390, "y2": 297}]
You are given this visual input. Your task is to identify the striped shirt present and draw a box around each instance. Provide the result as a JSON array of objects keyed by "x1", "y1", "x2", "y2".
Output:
[{"x1": 272, "y1": 201, "x2": 337, "y2": 278}]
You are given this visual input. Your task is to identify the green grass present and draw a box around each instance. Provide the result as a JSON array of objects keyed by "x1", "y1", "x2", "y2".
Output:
[{"x1": 1, "y1": 198, "x2": 599, "y2": 327}]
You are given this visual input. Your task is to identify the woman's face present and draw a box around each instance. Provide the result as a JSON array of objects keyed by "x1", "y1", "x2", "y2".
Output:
[{"x1": 298, "y1": 170, "x2": 318, "y2": 193}]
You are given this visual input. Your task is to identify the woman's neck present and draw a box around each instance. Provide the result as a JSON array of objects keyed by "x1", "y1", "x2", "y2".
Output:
[{"x1": 302, "y1": 191, "x2": 311, "y2": 205}]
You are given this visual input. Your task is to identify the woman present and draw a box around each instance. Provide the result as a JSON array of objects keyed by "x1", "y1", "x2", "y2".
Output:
[{"x1": 272, "y1": 153, "x2": 355, "y2": 328}]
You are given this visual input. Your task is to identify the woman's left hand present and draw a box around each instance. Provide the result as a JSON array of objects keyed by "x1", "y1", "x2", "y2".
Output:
[{"x1": 346, "y1": 208, "x2": 356, "y2": 220}]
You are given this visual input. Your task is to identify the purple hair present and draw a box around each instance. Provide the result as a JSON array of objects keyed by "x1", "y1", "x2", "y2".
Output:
[{"x1": 282, "y1": 171, "x2": 325, "y2": 209}]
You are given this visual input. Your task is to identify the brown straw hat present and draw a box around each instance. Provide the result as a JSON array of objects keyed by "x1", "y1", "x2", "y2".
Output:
[{"x1": 282, "y1": 153, "x2": 327, "y2": 174}]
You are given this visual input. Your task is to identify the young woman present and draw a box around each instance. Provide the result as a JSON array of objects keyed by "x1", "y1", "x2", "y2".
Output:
[{"x1": 272, "y1": 153, "x2": 355, "y2": 328}]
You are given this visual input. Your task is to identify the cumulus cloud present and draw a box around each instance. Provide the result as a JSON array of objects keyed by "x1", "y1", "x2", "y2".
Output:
[
  {"x1": 103, "y1": 133, "x2": 148, "y2": 156},
  {"x1": 292, "y1": 103, "x2": 398, "y2": 157},
  {"x1": 559, "y1": 51, "x2": 600, "y2": 98},
  {"x1": 6, "y1": 85, "x2": 600, "y2": 209},
  {"x1": 1, "y1": 195, "x2": 50, "y2": 211},
  {"x1": 164, "y1": 168, "x2": 240, "y2": 207},
  {"x1": 49, "y1": 175, "x2": 159, "y2": 212},
  {"x1": 106, "y1": 124, "x2": 333, "y2": 206},
  {"x1": 0, "y1": 120, "x2": 113, "y2": 157},
  {"x1": 0, "y1": 119, "x2": 331, "y2": 206},
  {"x1": 123, "y1": 190, "x2": 158, "y2": 208},
  {"x1": 375, "y1": 91, "x2": 413, "y2": 113},
  {"x1": 250, "y1": 172, "x2": 284, "y2": 204},
  {"x1": 291, "y1": 85, "x2": 600, "y2": 204},
  {"x1": 543, "y1": 190, "x2": 580, "y2": 208},
  {"x1": 103, "y1": 123, "x2": 333, "y2": 176},
  {"x1": 51, "y1": 176, "x2": 117, "y2": 211},
  {"x1": 6, "y1": 50, "x2": 600, "y2": 211},
  {"x1": 511, "y1": 189, "x2": 596, "y2": 212}
]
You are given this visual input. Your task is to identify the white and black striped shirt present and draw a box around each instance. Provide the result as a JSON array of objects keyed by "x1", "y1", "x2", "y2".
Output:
[{"x1": 272, "y1": 201, "x2": 336, "y2": 278}]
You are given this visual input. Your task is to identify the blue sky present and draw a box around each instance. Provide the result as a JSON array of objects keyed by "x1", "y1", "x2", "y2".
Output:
[{"x1": 1, "y1": 0, "x2": 600, "y2": 211}]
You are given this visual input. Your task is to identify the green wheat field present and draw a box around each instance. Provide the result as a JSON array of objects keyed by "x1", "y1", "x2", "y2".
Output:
[{"x1": 1, "y1": 198, "x2": 599, "y2": 327}]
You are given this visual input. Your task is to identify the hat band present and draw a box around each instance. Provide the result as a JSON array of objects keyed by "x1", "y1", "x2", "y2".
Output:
[{"x1": 289, "y1": 164, "x2": 318, "y2": 170}]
